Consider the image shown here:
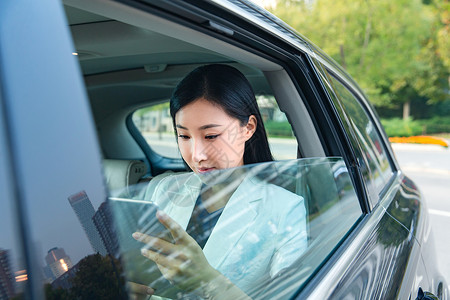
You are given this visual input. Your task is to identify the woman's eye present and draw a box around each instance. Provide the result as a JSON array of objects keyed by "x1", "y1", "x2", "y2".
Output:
[
  {"x1": 205, "y1": 134, "x2": 219, "y2": 140},
  {"x1": 178, "y1": 134, "x2": 190, "y2": 140}
]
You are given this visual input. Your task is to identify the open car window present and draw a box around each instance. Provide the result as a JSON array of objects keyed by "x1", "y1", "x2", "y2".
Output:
[{"x1": 105, "y1": 157, "x2": 362, "y2": 299}]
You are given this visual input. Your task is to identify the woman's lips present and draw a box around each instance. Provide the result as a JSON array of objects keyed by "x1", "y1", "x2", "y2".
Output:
[{"x1": 197, "y1": 167, "x2": 215, "y2": 174}]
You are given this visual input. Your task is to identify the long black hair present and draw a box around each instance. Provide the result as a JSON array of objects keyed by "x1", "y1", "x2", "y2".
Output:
[{"x1": 170, "y1": 64, "x2": 273, "y2": 165}]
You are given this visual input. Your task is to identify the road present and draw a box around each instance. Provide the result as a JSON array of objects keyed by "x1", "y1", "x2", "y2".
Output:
[{"x1": 391, "y1": 143, "x2": 450, "y2": 288}]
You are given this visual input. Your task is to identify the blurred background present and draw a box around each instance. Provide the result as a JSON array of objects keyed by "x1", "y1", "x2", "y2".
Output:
[
  {"x1": 252, "y1": 0, "x2": 449, "y2": 137},
  {"x1": 251, "y1": 0, "x2": 450, "y2": 288}
]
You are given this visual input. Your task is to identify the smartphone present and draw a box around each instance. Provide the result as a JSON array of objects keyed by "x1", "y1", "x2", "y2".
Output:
[{"x1": 108, "y1": 197, "x2": 181, "y2": 298}]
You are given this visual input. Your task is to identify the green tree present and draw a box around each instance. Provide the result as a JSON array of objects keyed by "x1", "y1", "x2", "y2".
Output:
[
  {"x1": 435, "y1": 0, "x2": 449, "y2": 71},
  {"x1": 44, "y1": 283, "x2": 72, "y2": 300},
  {"x1": 270, "y1": 0, "x2": 449, "y2": 119},
  {"x1": 69, "y1": 254, "x2": 126, "y2": 300}
]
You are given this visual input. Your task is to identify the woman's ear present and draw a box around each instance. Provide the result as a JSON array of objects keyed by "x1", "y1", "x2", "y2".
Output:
[{"x1": 244, "y1": 115, "x2": 257, "y2": 141}]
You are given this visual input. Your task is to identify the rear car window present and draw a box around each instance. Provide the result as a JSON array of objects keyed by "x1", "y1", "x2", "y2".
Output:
[
  {"x1": 132, "y1": 95, "x2": 297, "y2": 161},
  {"x1": 323, "y1": 71, "x2": 394, "y2": 204}
]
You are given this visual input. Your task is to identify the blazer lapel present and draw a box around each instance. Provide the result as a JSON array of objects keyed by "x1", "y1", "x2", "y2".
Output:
[
  {"x1": 203, "y1": 176, "x2": 264, "y2": 268},
  {"x1": 163, "y1": 173, "x2": 202, "y2": 228}
]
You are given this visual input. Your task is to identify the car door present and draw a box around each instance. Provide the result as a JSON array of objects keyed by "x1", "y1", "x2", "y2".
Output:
[
  {"x1": 0, "y1": 0, "x2": 108, "y2": 298},
  {"x1": 80, "y1": 0, "x2": 414, "y2": 298},
  {"x1": 300, "y1": 53, "x2": 433, "y2": 299},
  {"x1": 0, "y1": 0, "x2": 439, "y2": 299}
]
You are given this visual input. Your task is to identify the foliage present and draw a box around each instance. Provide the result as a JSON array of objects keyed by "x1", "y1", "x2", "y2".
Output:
[
  {"x1": 264, "y1": 120, "x2": 294, "y2": 137},
  {"x1": 69, "y1": 254, "x2": 126, "y2": 300},
  {"x1": 269, "y1": 0, "x2": 449, "y2": 118},
  {"x1": 419, "y1": 116, "x2": 450, "y2": 134},
  {"x1": 44, "y1": 284, "x2": 71, "y2": 300},
  {"x1": 435, "y1": 0, "x2": 450, "y2": 71},
  {"x1": 381, "y1": 116, "x2": 450, "y2": 136},
  {"x1": 381, "y1": 118, "x2": 423, "y2": 137},
  {"x1": 134, "y1": 102, "x2": 169, "y2": 117}
]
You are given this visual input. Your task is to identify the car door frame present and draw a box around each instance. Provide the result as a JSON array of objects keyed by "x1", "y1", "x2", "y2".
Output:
[
  {"x1": 0, "y1": 0, "x2": 107, "y2": 298},
  {"x1": 63, "y1": 0, "x2": 434, "y2": 299},
  {"x1": 299, "y1": 52, "x2": 429, "y2": 299}
]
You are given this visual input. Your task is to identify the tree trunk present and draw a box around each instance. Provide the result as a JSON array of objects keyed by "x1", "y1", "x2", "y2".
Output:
[
  {"x1": 340, "y1": 44, "x2": 347, "y2": 70},
  {"x1": 403, "y1": 101, "x2": 410, "y2": 121}
]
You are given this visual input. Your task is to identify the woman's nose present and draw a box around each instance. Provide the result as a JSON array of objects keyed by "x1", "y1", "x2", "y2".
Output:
[{"x1": 192, "y1": 139, "x2": 208, "y2": 163}]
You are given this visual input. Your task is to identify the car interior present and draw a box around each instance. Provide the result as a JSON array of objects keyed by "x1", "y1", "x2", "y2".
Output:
[
  {"x1": 63, "y1": 2, "x2": 363, "y2": 297},
  {"x1": 65, "y1": 4, "x2": 325, "y2": 170}
]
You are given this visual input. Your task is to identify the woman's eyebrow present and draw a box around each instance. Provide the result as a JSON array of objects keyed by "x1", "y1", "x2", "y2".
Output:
[
  {"x1": 198, "y1": 124, "x2": 222, "y2": 130},
  {"x1": 176, "y1": 124, "x2": 222, "y2": 130}
]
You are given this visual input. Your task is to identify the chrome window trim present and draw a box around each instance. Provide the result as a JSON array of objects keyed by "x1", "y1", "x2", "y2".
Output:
[{"x1": 210, "y1": 0, "x2": 312, "y2": 53}]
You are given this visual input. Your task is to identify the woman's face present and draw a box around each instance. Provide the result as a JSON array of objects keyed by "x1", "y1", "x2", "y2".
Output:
[{"x1": 175, "y1": 98, "x2": 256, "y2": 174}]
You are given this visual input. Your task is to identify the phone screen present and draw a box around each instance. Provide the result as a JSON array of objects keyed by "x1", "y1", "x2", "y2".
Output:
[{"x1": 108, "y1": 197, "x2": 181, "y2": 298}]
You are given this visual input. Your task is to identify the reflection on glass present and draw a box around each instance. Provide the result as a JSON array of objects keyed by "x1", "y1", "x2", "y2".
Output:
[
  {"x1": 108, "y1": 157, "x2": 361, "y2": 299},
  {"x1": 38, "y1": 191, "x2": 125, "y2": 299},
  {"x1": 44, "y1": 248, "x2": 73, "y2": 282},
  {"x1": 68, "y1": 191, "x2": 108, "y2": 256},
  {"x1": 323, "y1": 72, "x2": 393, "y2": 201},
  {"x1": 0, "y1": 249, "x2": 16, "y2": 298}
]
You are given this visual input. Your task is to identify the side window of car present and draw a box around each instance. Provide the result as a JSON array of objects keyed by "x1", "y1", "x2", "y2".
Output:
[
  {"x1": 132, "y1": 102, "x2": 179, "y2": 159},
  {"x1": 0, "y1": 104, "x2": 27, "y2": 299},
  {"x1": 132, "y1": 95, "x2": 297, "y2": 161},
  {"x1": 107, "y1": 157, "x2": 362, "y2": 299},
  {"x1": 323, "y1": 70, "x2": 394, "y2": 204}
]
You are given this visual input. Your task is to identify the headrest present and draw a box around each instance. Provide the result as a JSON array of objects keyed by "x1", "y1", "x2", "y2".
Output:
[{"x1": 102, "y1": 159, "x2": 147, "y2": 197}]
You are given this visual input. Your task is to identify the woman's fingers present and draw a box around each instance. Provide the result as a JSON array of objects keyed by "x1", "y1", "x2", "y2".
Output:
[
  {"x1": 127, "y1": 281, "x2": 154, "y2": 300},
  {"x1": 132, "y1": 232, "x2": 175, "y2": 254},
  {"x1": 141, "y1": 248, "x2": 184, "y2": 269},
  {"x1": 156, "y1": 210, "x2": 191, "y2": 243}
]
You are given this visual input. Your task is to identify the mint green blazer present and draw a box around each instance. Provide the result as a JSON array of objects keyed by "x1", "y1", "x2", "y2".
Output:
[{"x1": 144, "y1": 172, "x2": 307, "y2": 296}]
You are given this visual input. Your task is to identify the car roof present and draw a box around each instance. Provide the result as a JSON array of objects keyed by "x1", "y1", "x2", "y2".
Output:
[{"x1": 64, "y1": 3, "x2": 278, "y2": 122}]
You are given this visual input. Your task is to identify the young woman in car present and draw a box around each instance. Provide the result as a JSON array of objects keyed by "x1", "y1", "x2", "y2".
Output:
[{"x1": 132, "y1": 64, "x2": 307, "y2": 299}]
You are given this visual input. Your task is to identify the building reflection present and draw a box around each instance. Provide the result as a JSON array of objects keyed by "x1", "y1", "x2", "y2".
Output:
[
  {"x1": 44, "y1": 247, "x2": 73, "y2": 282},
  {"x1": 0, "y1": 249, "x2": 15, "y2": 299},
  {"x1": 68, "y1": 191, "x2": 107, "y2": 256}
]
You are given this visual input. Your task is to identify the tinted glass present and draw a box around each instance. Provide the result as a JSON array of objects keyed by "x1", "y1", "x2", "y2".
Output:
[
  {"x1": 323, "y1": 71, "x2": 393, "y2": 204},
  {"x1": 107, "y1": 157, "x2": 362, "y2": 299},
  {"x1": 0, "y1": 105, "x2": 27, "y2": 299}
]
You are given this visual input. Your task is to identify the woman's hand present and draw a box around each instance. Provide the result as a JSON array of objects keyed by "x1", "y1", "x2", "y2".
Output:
[
  {"x1": 127, "y1": 282, "x2": 154, "y2": 300},
  {"x1": 132, "y1": 210, "x2": 220, "y2": 292}
]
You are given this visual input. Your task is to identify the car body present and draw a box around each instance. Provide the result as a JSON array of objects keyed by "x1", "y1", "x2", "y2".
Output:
[{"x1": 0, "y1": 0, "x2": 447, "y2": 299}]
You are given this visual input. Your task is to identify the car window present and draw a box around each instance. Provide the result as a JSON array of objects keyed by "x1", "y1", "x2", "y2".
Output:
[
  {"x1": 132, "y1": 95, "x2": 297, "y2": 161},
  {"x1": 0, "y1": 103, "x2": 26, "y2": 299},
  {"x1": 321, "y1": 70, "x2": 394, "y2": 204},
  {"x1": 60, "y1": 3, "x2": 360, "y2": 299},
  {"x1": 107, "y1": 157, "x2": 362, "y2": 299}
]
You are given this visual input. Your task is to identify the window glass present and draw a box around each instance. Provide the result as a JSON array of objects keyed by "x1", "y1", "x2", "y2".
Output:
[
  {"x1": 107, "y1": 157, "x2": 362, "y2": 299},
  {"x1": 0, "y1": 109, "x2": 27, "y2": 299},
  {"x1": 324, "y1": 71, "x2": 393, "y2": 203},
  {"x1": 132, "y1": 95, "x2": 297, "y2": 161},
  {"x1": 133, "y1": 102, "x2": 180, "y2": 158}
]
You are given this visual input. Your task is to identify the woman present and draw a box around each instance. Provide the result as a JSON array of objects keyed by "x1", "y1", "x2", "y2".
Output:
[{"x1": 132, "y1": 64, "x2": 307, "y2": 299}]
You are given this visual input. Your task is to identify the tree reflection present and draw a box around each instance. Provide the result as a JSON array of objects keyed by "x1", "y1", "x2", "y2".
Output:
[{"x1": 44, "y1": 253, "x2": 126, "y2": 300}]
